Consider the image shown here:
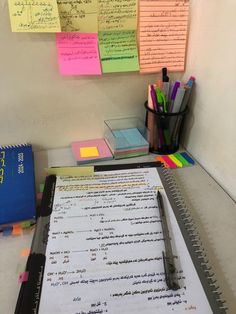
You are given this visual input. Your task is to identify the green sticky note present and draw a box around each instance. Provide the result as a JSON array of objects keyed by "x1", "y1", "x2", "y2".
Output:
[{"x1": 99, "y1": 30, "x2": 140, "y2": 73}]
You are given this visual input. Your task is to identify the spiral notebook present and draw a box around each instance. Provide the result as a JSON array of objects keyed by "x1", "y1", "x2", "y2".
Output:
[
  {"x1": 15, "y1": 162, "x2": 226, "y2": 314},
  {"x1": 0, "y1": 143, "x2": 36, "y2": 228}
]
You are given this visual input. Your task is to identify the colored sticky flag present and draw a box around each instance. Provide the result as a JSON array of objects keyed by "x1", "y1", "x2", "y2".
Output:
[
  {"x1": 161, "y1": 156, "x2": 177, "y2": 169},
  {"x1": 20, "y1": 248, "x2": 30, "y2": 257},
  {"x1": 168, "y1": 154, "x2": 183, "y2": 167},
  {"x1": 21, "y1": 220, "x2": 31, "y2": 229},
  {"x1": 18, "y1": 271, "x2": 29, "y2": 283},
  {"x1": 180, "y1": 152, "x2": 195, "y2": 165},
  {"x1": 12, "y1": 224, "x2": 23, "y2": 236},
  {"x1": 2, "y1": 227, "x2": 12, "y2": 236},
  {"x1": 155, "y1": 156, "x2": 169, "y2": 168},
  {"x1": 174, "y1": 153, "x2": 189, "y2": 166}
]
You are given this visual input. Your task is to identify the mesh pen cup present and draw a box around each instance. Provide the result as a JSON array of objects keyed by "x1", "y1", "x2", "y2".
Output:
[{"x1": 144, "y1": 101, "x2": 188, "y2": 154}]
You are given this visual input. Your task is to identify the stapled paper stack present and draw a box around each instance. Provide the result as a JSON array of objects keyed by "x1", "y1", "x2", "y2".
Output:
[{"x1": 71, "y1": 138, "x2": 113, "y2": 164}]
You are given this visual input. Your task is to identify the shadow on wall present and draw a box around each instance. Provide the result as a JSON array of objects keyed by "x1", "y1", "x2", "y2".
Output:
[{"x1": 180, "y1": 86, "x2": 197, "y2": 148}]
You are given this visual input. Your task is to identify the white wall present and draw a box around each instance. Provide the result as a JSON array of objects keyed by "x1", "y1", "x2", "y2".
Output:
[
  {"x1": 0, "y1": 1, "x2": 235, "y2": 200},
  {"x1": 0, "y1": 1, "x2": 160, "y2": 150},
  {"x1": 182, "y1": 0, "x2": 236, "y2": 200}
]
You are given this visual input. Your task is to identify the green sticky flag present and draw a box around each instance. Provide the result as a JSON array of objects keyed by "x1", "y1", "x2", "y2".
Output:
[{"x1": 174, "y1": 153, "x2": 189, "y2": 166}]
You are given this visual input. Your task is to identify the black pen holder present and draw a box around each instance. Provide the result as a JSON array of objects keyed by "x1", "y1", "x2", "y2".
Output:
[{"x1": 144, "y1": 101, "x2": 189, "y2": 154}]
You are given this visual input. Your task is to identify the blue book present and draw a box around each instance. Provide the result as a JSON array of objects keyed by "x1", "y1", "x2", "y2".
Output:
[{"x1": 0, "y1": 144, "x2": 36, "y2": 227}]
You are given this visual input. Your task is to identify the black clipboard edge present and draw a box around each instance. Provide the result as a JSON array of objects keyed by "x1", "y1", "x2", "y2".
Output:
[
  {"x1": 94, "y1": 161, "x2": 162, "y2": 172},
  {"x1": 15, "y1": 175, "x2": 56, "y2": 314}
]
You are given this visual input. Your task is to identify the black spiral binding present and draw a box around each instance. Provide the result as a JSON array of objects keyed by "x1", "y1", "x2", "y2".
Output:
[
  {"x1": 0, "y1": 143, "x2": 29, "y2": 149},
  {"x1": 158, "y1": 165, "x2": 228, "y2": 314}
]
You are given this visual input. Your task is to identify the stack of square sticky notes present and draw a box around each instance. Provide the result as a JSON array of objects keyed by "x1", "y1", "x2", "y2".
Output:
[
  {"x1": 109, "y1": 128, "x2": 149, "y2": 159},
  {"x1": 71, "y1": 138, "x2": 113, "y2": 165}
]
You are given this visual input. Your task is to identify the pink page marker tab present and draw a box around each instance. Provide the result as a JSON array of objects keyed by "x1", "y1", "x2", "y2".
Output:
[
  {"x1": 161, "y1": 155, "x2": 177, "y2": 169},
  {"x1": 56, "y1": 33, "x2": 102, "y2": 76},
  {"x1": 18, "y1": 271, "x2": 29, "y2": 283},
  {"x1": 155, "y1": 156, "x2": 169, "y2": 168}
]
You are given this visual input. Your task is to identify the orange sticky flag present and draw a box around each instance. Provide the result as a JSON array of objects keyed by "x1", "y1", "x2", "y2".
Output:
[
  {"x1": 156, "y1": 156, "x2": 169, "y2": 169},
  {"x1": 12, "y1": 224, "x2": 23, "y2": 236},
  {"x1": 20, "y1": 248, "x2": 30, "y2": 257}
]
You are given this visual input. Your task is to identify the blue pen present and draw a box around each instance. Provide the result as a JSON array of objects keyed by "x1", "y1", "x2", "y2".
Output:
[{"x1": 186, "y1": 76, "x2": 195, "y2": 87}]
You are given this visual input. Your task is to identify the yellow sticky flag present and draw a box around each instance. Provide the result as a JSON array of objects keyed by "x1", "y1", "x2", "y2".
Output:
[
  {"x1": 168, "y1": 154, "x2": 183, "y2": 168},
  {"x1": 8, "y1": 0, "x2": 61, "y2": 32},
  {"x1": 46, "y1": 166, "x2": 94, "y2": 177},
  {"x1": 80, "y1": 147, "x2": 99, "y2": 158}
]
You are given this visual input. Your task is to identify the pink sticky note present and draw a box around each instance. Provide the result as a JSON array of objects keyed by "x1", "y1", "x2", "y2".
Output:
[
  {"x1": 56, "y1": 33, "x2": 102, "y2": 76},
  {"x1": 18, "y1": 271, "x2": 29, "y2": 283}
]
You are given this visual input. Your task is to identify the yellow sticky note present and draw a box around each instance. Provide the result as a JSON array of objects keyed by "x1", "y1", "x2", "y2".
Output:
[
  {"x1": 58, "y1": 0, "x2": 98, "y2": 32},
  {"x1": 20, "y1": 248, "x2": 30, "y2": 257},
  {"x1": 98, "y1": 0, "x2": 137, "y2": 31},
  {"x1": 8, "y1": 0, "x2": 61, "y2": 32},
  {"x1": 46, "y1": 166, "x2": 94, "y2": 177},
  {"x1": 80, "y1": 147, "x2": 99, "y2": 158}
]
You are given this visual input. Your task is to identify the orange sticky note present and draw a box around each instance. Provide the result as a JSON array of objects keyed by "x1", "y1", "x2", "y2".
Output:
[
  {"x1": 139, "y1": 0, "x2": 189, "y2": 73},
  {"x1": 20, "y1": 248, "x2": 30, "y2": 257},
  {"x1": 80, "y1": 146, "x2": 99, "y2": 158},
  {"x1": 12, "y1": 224, "x2": 23, "y2": 236}
]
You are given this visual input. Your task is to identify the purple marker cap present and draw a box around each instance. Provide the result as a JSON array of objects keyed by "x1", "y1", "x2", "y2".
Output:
[
  {"x1": 171, "y1": 81, "x2": 180, "y2": 100},
  {"x1": 150, "y1": 85, "x2": 159, "y2": 112}
]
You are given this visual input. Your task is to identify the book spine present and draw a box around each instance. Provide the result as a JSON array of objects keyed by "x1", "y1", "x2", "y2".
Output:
[{"x1": 159, "y1": 166, "x2": 227, "y2": 314}]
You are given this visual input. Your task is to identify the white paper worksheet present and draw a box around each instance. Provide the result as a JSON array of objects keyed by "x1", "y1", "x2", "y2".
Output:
[{"x1": 38, "y1": 168, "x2": 212, "y2": 314}]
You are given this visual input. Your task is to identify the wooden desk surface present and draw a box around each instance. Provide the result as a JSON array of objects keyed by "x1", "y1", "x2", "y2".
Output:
[{"x1": 1, "y1": 149, "x2": 235, "y2": 314}]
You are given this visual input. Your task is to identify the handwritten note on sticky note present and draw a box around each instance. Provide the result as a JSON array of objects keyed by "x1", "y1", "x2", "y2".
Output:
[
  {"x1": 58, "y1": 0, "x2": 98, "y2": 32},
  {"x1": 139, "y1": 0, "x2": 189, "y2": 73},
  {"x1": 80, "y1": 147, "x2": 99, "y2": 158},
  {"x1": 99, "y1": 30, "x2": 139, "y2": 73},
  {"x1": 8, "y1": 0, "x2": 61, "y2": 32},
  {"x1": 98, "y1": 0, "x2": 137, "y2": 31},
  {"x1": 56, "y1": 33, "x2": 102, "y2": 75}
]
